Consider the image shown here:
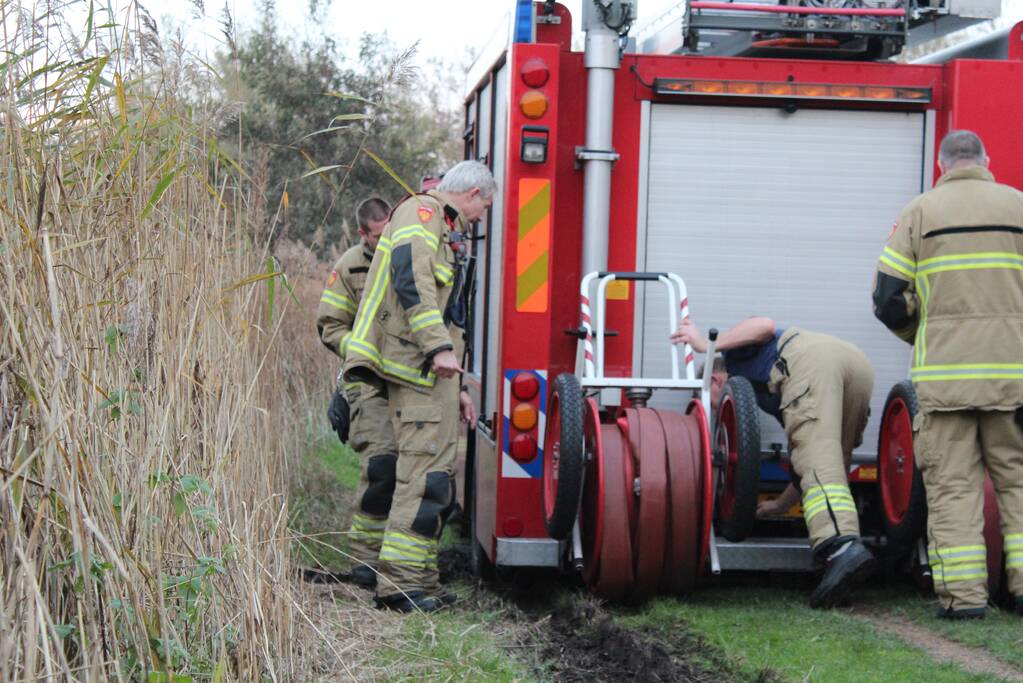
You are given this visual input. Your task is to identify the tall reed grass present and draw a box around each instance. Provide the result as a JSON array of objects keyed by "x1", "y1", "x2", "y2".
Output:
[{"x1": 0, "y1": 2, "x2": 300, "y2": 680}]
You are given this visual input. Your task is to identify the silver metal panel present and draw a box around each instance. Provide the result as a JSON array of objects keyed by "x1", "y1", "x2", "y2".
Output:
[
  {"x1": 475, "y1": 427, "x2": 499, "y2": 563},
  {"x1": 481, "y1": 64, "x2": 510, "y2": 417},
  {"x1": 640, "y1": 104, "x2": 924, "y2": 458},
  {"x1": 632, "y1": 100, "x2": 653, "y2": 378},
  {"x1": 496, "y1": 538, "x2": 562, "y2": 567},
  {"x1": 714, "y1": 537, "x2": 815, "y2": 572}
]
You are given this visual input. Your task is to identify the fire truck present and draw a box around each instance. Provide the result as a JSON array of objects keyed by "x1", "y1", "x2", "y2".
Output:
[{"x1": 458, "y1": 0, "x2": 1023, "y2": 600}]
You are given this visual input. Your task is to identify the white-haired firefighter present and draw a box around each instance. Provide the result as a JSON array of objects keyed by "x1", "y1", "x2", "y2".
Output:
[
  {"x1": 873, "y1": 129, "x2": 1023, "y2": 620},
  {"x1": 343, "y1": 160, "x2": 496, "y2": 613}
]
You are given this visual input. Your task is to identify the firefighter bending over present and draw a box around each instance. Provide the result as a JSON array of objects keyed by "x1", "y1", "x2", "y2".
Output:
[
  {"x1": 343, "y1": 160, "x2": 495, "y2": 613},
  {"x1": 315, "y1": 197, "x2": 399, "y2": 589},
  {"x1": 673, "y1": 317, "x2": 876, "y2": 607},
  {"x1": 874, "y1": 130, "x2": 1023, "y2": 620}
]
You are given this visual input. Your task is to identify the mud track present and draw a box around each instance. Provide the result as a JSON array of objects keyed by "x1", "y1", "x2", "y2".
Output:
[
  {"x1": 854, "y1": 610, "x2": 1023, "y2": 683},
  {"x1": 440, "y1": 547, "x2": 780, "y2": 682}
]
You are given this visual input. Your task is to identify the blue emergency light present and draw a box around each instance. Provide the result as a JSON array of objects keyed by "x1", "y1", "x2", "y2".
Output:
[{"x1": 513, "y1": 0, "x2": 535, "y2": 43}]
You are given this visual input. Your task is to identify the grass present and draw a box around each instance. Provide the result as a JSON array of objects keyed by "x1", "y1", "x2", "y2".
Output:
[
  {"x1": 376, "y1": 600, "x2": 536, "y2": 682},
  {"x1": 290, "y1": 431, "x2": 361, "y2": 570},
  {"x1": 617, "y1": 584, "x2": 1007, "y2": 683}
]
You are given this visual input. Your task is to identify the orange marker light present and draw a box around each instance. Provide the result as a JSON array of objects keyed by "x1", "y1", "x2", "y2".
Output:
[
  {"x1": 832, "y1": 85, "x2": 863, "y2": 98},
  {"x1": 520, "y1": 90, "x2": 548, "y2": 119},
  {"x1": 695, "y1": 80, "x2": 725, "y2": 93},
  {"x1": 763, "y1": 83, "x2": 795, "y2": 96},
  {"x1": 726, "y1": 81, "x2": 760, "y2": 95},
  {"x1": 865, "y1": 87, "x2": 896, "y2": 99},
  {"x1": 511, "y1": 403, "x2": 538, "y2": 431},
  {"x1": 796, "y1": 84, "x2": 828, "y2": 97}
]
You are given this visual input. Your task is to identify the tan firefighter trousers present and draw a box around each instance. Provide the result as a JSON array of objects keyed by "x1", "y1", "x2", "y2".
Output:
[
  {"x1": 345, "y1": 376, "x2": 398, "y2": 569},
  {"x1": 375, "y1": 373, "x2": 460, "y2": 598},
  {"x1": 772, "y1": 328, "x2": 875, "y2": 551},
  {"x1": 914, "y1": 410, "x2": 1023, "y2": 610}
]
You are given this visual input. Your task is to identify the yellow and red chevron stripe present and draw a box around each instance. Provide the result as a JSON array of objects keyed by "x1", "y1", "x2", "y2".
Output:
[{"x1": 516, "y1": 178, "x2": 551, "y2": 312}]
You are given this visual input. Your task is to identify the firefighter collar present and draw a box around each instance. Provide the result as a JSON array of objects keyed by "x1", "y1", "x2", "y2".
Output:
[{"x1": 936, "y1": 165, "x2": 995, "y2": 187}]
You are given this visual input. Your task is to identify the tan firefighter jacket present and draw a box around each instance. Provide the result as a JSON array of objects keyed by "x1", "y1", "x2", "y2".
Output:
[
  {"x1": 343, "y1": 191, "x2": 466, "y2": 392},
  {"x1": 873, "y1": 165, "x2": 1023, "y2": 411},
  {"x1": 316, "y1": 241, "x2": 373, "y2": 359}
]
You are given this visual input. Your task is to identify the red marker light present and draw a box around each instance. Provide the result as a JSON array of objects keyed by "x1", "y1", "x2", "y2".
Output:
[
  {"x1": 511, "y1": 372, "x2": 540, "y2": 400},
  {"x1": 510, "y1": 434, "x2": 537, "y2": 462},
  {"x1": 521, "y1": 57, "x2": 550, "y2": 88}
]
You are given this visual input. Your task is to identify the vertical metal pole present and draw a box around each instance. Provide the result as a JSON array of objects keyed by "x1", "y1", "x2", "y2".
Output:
[{"x1": 580, "y1": 6, "x2": 622, "y2": 276}]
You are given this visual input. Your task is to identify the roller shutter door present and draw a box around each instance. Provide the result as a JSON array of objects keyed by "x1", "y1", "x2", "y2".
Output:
[{"x1": 639, "y1": 103, "x2": 925, "y2": 457}]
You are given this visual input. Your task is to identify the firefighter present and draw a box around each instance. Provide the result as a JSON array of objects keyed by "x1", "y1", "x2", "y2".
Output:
[
  {"x1": 873, "y1": 130, "x2": 1023, "y2": 620},
  {"x1": 316, "y1": 197, "x2": 398, "y2": 589},
  {"x1": 343, "y1": 160, "x2": 495, "y2": 613},
  {"x1": 673, "y1": 317, "x2": 876, "y2": 607}
]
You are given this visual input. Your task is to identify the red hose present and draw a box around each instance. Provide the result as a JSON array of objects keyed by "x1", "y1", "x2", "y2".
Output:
[{"x1": 690, "y1": 2, "x2": 906, "y2": 16}]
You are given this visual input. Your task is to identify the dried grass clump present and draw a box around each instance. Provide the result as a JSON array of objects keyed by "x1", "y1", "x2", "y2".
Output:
[{"x1": 0, "y1": 3, "x2": 302, "y2": 680}]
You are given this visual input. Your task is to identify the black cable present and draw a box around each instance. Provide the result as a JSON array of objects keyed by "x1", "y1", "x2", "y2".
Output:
[{"x1": 629, "y1": 63, "x2": 655, "y2": 91}]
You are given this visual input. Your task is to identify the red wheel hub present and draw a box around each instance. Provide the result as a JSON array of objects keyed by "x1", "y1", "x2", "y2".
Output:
[
  {"x1": 879, "y1": 397, "x2": 915, "y2": 525},
  {"x1": 716, "y1": 396, "x2": 739, "y2": 519},
  {"x1": 543, "y1": 391, "x2": 562, "y2": 520}
]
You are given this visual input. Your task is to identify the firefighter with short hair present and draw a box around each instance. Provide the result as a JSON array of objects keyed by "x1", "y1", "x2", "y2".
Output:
[
  {"x1": 316, "y1": 197, "x2": 398, "y2": 589},
  {"x1": 874, "y1": 129, "x2": 1023, "y2": 620},
  {"x1": 344, "y1": 160, "x2": 496, "y2": 613},
  {"x1": 674, "y1": 317, "x2": 876, "y2": 607}
]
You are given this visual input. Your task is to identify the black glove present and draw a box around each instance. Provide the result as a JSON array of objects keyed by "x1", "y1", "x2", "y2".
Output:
[{"x1": 327, "y1": 389, "x2": 350, "y2": 443}]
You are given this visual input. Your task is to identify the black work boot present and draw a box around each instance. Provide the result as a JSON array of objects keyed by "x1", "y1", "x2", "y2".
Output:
[
  {"x1": 350, "y1": 565, "x2": 377, "y2": 590},
  {"x1": 1015, "y1": 596, "x2": 1023, "y2": 617},
  {"x1": 432, "y1": 589, "x2": 457, "y2": 606},
  {"x1": 809, "y1": 536, "x2": 876, "y2": 608},
  {"x1": 374, "y1": 590, "x2": 444, "y2": 614},
  {"x1": 936, "y1": 605, "x2": 986, "y2": 621}
]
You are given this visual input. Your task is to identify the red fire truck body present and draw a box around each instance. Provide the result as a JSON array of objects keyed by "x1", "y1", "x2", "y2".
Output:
[{"x1": 461, "y1": 2, "x2": 1023, "y2": 581}]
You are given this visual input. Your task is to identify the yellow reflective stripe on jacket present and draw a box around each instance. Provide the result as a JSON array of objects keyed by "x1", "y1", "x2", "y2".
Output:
[
  {"x1": 916, "y1": 251, "x2": 1023, "y2": 275},
  {"x1": 880, "y1": 246, "x2": 916, "y2": 278},
  {"x1": 346, "y1": 337, "x2": 435, "y2": 388},
  {"x1": 410, "y1": 309, "x2": 444, "y2": 333},
  {"x1": 911, "y1": 364, "x2": 1023, "y2": 382},
  {"x1": 320, "y1": 290, "x2": 356, "y2": 313},
  {"x1": 391, "y1": 224, "x2": 439, "y2": 250},
  {"x1": 434, "y1": 261, "x2": 454, "y2": 285},
  {"x1": 340, "y1": 332, "x2": 351, "y2": 356},
  {"x1": 352, "y1": 242, "x2": 392, "y2": 341},
  {"x1": 915, "y1": 273, "x2": 930, "y2": 367}
]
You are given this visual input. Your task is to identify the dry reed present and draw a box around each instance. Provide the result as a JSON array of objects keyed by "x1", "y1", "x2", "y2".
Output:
[{"x1": 0, "y1": 2, "x2": 302, "y2": 680}]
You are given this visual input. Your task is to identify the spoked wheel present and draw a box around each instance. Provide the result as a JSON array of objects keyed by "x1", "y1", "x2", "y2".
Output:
[
  {"x1": 580, "y1": 398, "x2": 604, "y2": 584},
  {"x1": 623, "y1": 408, "x2": 669, "y2": 602},
  {"x1": 656, "y1": 407, "x2": 705, "y2": 594},
  {"x1": 591, "y1": 424, "x2": 635, "y2": 600},
  {"x1": 542, "y1": 373, "x2": 585, "y2": 540},
  {"x1": 878, "y1": 381, "x2": 926, "y2": 547},
  {"x1": 714, "y1": 376, "x2": 761, "y2": 542}
]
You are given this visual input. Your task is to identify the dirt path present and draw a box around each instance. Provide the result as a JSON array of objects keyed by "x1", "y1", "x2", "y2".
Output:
[{"x1": 855, "y1": 611, "x2": 1023, "y2": 682}]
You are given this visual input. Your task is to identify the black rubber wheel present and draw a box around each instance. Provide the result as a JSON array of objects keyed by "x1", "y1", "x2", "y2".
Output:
[
  {"x1": 542, "y1": 373, "x2": 585, "y2": 540},
  {"x1": 877, "y1": 380, "x2": 927, "y2": 547},
  {"x1": 714, "y1": 376, "x2": 762, "y2": 543}
]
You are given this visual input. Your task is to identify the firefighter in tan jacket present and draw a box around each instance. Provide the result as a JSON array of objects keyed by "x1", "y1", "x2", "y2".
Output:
[
  {"x1": 343, "y1": 160, "x2": 496, "y2": 613},
  {"x1": 874, "y1": 130, "x2": 1023, "y2": 620},
  {"x1": 316, "y1": 197, "x2": 399, "y2": 589}
]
